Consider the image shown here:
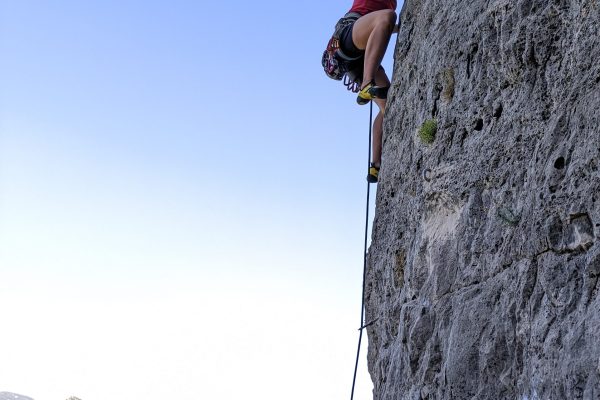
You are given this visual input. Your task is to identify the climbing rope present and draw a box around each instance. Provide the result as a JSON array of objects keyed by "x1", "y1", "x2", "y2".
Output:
[{"x1": 350, "y1": 100, "x2": 374, "y2": 400}]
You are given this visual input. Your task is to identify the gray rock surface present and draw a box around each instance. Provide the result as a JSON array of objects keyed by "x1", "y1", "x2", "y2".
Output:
[
  {"x1": 0, "y1": 393, "x2": 34, "y2": 400},
  {"x1": 366, "y1": 0, "x2": 600, "y2": 399}
]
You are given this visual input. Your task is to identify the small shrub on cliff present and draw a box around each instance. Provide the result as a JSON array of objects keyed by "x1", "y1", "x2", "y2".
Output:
[{"x1": 418, "y1": 119, "x2": 437, "y2": 144}]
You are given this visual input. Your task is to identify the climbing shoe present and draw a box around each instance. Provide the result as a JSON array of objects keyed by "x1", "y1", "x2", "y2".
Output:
[
  {"x1": 357, "y1": 81, "x2": 389, "y2": 105},
  {"x1": 367, "y1": 164, "x2": 380, "y2": 183}
]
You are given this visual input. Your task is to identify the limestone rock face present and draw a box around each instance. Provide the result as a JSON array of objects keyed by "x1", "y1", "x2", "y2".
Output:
[{"x1": 366, "y1": 0, "x2": 600, "y2": 399}]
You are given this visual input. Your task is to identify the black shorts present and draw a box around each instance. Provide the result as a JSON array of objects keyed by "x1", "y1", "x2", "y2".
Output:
[
  {"x1": 339, "y1": 23, "x2": 364, "y2": 59},
  {"x1": 338, "y1": 23, "x2": 364, "y2": 76}
]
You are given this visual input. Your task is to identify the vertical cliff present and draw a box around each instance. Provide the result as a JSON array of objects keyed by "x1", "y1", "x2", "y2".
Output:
[{"x1": 366, "y1": 0, "x2": 600, "y2": 398}]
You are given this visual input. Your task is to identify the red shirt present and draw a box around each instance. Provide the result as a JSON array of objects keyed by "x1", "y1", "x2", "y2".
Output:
[{"x1": 349, "y1": 0, "x2": 397, "y2": 15}]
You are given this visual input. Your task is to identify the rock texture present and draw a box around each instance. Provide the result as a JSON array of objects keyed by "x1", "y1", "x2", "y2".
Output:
[{"x1": 366, "y1": 0, "x2": 600, "y2": 399}]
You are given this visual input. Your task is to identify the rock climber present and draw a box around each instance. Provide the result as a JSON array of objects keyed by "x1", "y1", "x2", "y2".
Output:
[{"x1": 322, "y1": 0, "x2": 398, "y2": 183}]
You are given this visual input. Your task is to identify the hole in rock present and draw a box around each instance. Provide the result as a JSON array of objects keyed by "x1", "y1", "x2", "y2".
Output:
[
  {"x1": 493, "y1": 104, "x2": 503, "y2": 118},
  {"x1": 474, "y1": 118, "x2": 484, "y2": 131},
  {"x1": 542, "y1": 110, "x2": 551, "y2": 120},
  {"x1": 554, "y1": 157, "x2": 565, "y2": 169},
  {"x1": 460, "y1": 129, "x2": 469, "y2": 146}
]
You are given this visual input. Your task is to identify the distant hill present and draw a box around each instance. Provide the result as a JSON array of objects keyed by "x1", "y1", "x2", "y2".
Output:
[
  {"x1": 0, "y1": 392, "x2": 34, "y2": 400},
  {"x1": 0, "y1": 392, "x2": 82, "y2": 400}
]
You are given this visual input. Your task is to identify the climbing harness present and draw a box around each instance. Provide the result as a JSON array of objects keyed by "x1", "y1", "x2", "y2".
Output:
[
  {"x1": 350, "y1": 101, "x2": 374, "y2": 400},
  {"x1": 322, "y1": 12, "x2": 363, "y2": 92}
]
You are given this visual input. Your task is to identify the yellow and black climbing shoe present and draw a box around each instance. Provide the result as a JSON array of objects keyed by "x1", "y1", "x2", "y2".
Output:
[
  {"x1": 367, "y1": 164, "x2": 380, "y2": 183},
  {"x1": 357, "y1": 81, "x2": 390, "y2": 105}
]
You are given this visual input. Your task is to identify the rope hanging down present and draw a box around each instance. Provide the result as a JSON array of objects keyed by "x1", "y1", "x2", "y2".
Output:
[{"x1": 350, "y1": 101, "x2": 374, "y2": 400}]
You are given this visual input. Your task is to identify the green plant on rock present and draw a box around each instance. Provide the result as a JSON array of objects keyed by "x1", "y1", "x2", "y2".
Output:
[{"x1": 418, "y1": 119, "x2": 437, "y2": 144}]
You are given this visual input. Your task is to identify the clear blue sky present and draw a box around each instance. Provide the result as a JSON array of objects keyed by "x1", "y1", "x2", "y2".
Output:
[{"x1": 0, "y1": 1, "x2": 403, "y2": 399}]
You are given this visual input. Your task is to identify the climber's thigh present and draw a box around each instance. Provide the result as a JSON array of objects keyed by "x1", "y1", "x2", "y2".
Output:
[{"x1": 351, "y1": 9, "x2": 397, "y2": 50}]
